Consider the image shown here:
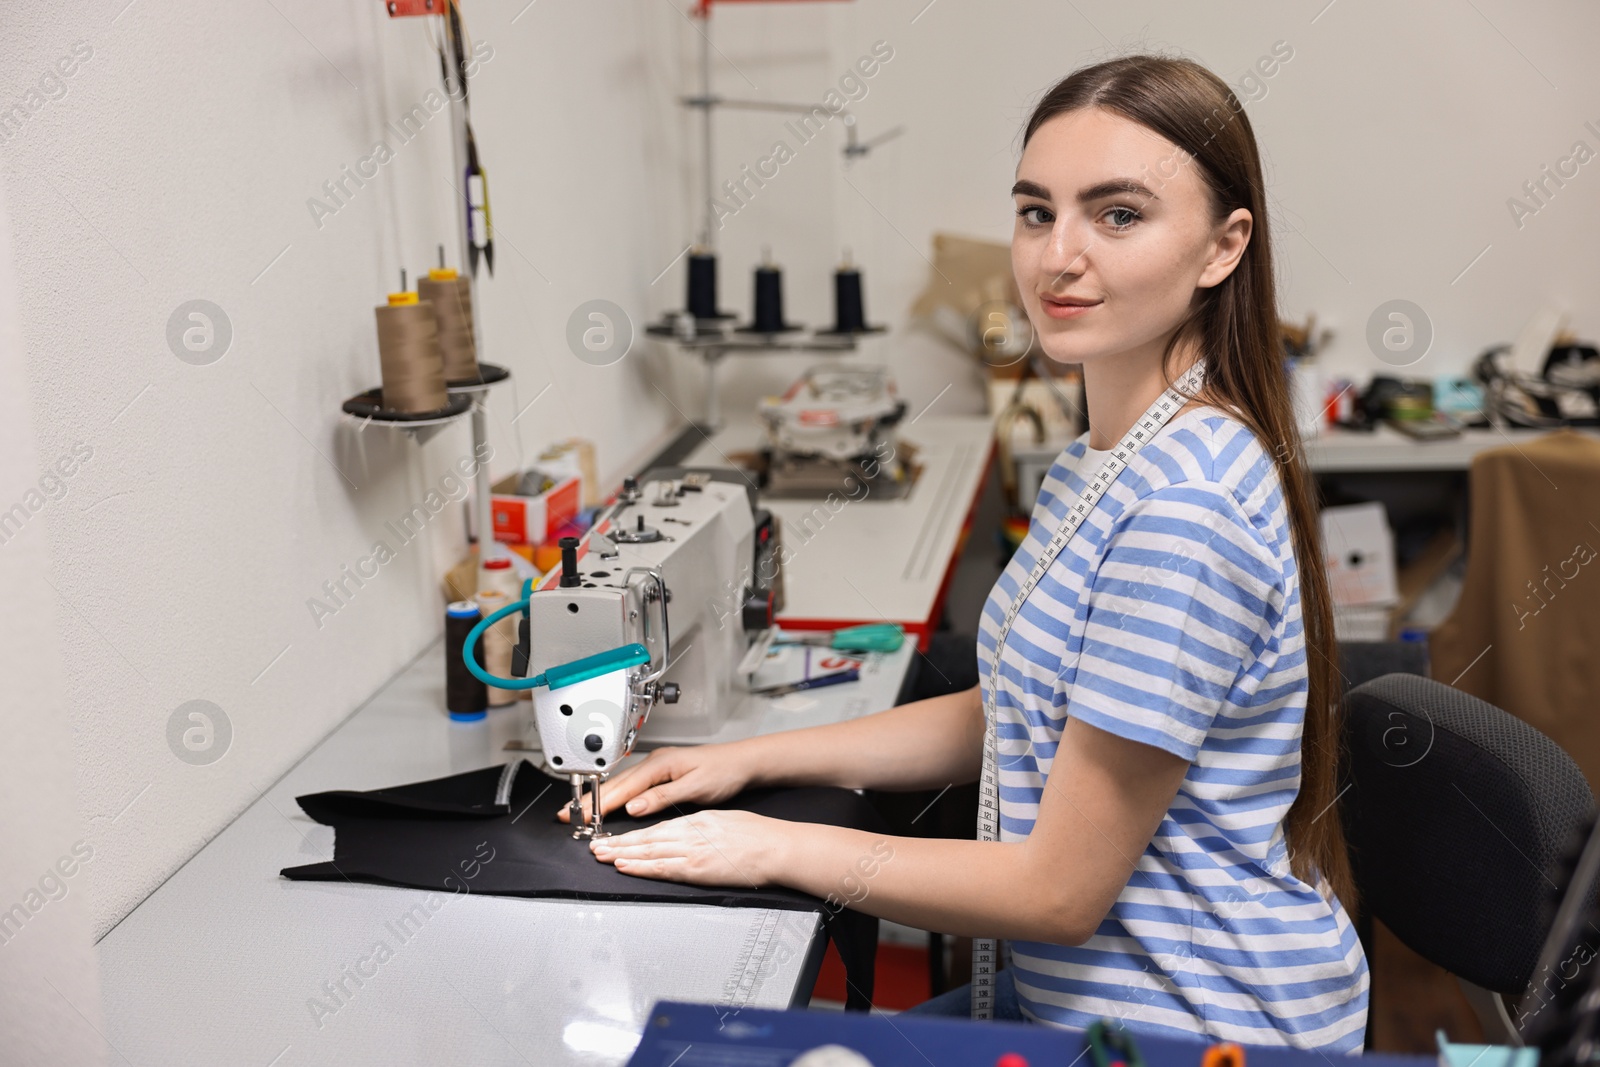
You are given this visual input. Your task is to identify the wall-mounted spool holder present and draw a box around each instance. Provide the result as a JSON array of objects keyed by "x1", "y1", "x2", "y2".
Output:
[
  {"x1": 339, "y1": 363, "x2": 511, "y2": 581},
  {"x1": 447, "y1": 362, "x2": 510, "y2": 393},
  {"x1": 341, "y1": 390, "x2": 473, "y2": 445}
]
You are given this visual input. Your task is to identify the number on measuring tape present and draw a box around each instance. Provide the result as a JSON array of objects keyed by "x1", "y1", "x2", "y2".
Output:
[{"x1": 971, "y1": 363, "x2": 1204, "y2": 1021}]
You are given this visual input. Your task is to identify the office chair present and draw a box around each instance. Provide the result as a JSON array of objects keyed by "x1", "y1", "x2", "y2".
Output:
[{"x1": 1342, "y1": 673, "x2": 1596, "y2": 1045}]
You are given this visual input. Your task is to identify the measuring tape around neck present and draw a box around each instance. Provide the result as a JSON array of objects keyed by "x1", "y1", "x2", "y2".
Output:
[{"x1": 971, "y1": 361, "x2": 1205, "y2": 1020}]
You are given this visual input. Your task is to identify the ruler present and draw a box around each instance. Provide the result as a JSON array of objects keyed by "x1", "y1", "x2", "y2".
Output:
[{"x1": 972, "y1": 362, "x2": 1205, "y2": 1019}]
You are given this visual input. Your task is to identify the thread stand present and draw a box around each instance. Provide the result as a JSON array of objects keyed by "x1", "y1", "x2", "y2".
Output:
[{"x1": 653, "y1": 4, "x2": 901, "y2": 431}]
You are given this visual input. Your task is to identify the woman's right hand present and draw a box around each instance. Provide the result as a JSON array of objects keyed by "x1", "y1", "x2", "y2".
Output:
[{"x1": 556, "y1": 743, "x2": 755, "y2": 825}]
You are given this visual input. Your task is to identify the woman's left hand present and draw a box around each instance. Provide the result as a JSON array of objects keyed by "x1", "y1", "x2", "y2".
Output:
[{"x1": 589, "y1": 810, "x2": 788, "y2": 888}]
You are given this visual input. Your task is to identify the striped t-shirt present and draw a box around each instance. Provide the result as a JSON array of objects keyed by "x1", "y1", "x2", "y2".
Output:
[{"x1": 976, "y1": 406, "x2": 1369, "y2": 1051}]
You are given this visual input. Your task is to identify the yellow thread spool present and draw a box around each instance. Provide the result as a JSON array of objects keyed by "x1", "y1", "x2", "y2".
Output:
[{"x1": 418, "y1": 267, "x2": 478, "y2": 382}]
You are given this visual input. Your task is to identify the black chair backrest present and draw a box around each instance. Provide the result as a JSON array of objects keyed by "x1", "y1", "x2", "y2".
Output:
[{"x1": 1342, "y1": 674, "x2": 1594, "y2": 994}]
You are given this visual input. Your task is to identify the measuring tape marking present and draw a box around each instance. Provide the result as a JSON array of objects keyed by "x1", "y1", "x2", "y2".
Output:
[
  {"x1": 720, "y1": 907, "x2": 786, "y2": 1018},
  {"x1": 971, "y1": 363, "x2": 1204, "y2": 1020}
]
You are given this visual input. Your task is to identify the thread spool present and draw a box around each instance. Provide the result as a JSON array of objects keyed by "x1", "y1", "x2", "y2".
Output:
[
  {"x1": 685, "y1": 249, "x2": 730, "y2": 320},
  {"x1": 819, "y1": 250, "x2": 884, "y2": 336},
  {"x1": 833, "y1": 266, "x2": 866, "y2": 333},
  {"x1": 481, "y1": 555, "x2": 520, "y2": 601},
  {"x1": 474, "y1": 589, "x2": 519, "y2": 707},
  {"x1": 418, "y1": 267, "x2": 478, "y2": 382},
  {"x1": 445, "y1": 601, "x2": 489, "y2": 721},
  {"x1": 744, "y1": 252, "x2": 799, "y2": 334},
  {"x1": 374, "y1": 275, "x2": 448, "y2": 413}
]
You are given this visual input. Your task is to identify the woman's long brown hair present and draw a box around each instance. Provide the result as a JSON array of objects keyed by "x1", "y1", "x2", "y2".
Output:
[{"x1": 1023, "y1": 56, "x2": 1355, "y2": 910}]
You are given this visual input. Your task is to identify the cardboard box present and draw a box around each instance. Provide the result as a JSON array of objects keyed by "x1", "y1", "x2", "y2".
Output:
[
  {"x1": 1322, "y1": 501, "x2": 1398, "y2": 609},
  {"x1": 533, "y1": 438, "x2": 599, "y2": 509},
  {"x1": 490, "y1": 472, "x2": 581, "y2": 546}
]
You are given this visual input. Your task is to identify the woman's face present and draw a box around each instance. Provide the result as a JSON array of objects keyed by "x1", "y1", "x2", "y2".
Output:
[{"x1": 1011, "y1": 107, "x2": 1250, "y2": 368}]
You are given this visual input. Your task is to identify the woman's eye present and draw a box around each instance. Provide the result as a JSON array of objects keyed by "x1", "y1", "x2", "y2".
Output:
[
  {"x1": 1103, "y1": 206, "x2": 1141, "y2": 231},
  {"x1": 1016, "y1": 204, "x2": 1053, "y2": 227}
]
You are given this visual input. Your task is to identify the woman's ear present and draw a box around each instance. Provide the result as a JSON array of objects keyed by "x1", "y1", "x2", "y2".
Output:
[{"x1": 1197, "y1": 208, "x2": 1252, "y2": 289}]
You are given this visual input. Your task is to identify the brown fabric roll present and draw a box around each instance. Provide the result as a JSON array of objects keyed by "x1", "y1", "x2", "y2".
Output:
[
  {"x1": 417, "y1": 274, "x2": 478, "y2": 381},
  {"x1": 374, "y1": 301, "x2": 447, "y2": 413}
]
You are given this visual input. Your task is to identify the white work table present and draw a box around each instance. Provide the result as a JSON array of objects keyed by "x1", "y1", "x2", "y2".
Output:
[
  {"x1": 98, "y1": 636, "x2": 916, "y2": 1067},
  {"x1": 1008, "y1": 423, "x2": 1600, "y2": 487},
  {"x1": 682, "y1": 415, "x2": 995, "y2": 646}
]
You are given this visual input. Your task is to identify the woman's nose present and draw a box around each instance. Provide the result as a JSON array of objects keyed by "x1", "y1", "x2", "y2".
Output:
[{"x1": 1040, "y1": 219, "x2": 1091, "y2": 280}]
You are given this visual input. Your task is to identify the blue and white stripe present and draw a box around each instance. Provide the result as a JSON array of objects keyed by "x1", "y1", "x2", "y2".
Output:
[{"x1": 977, "y1": 407, "x2": 1369, "y2": 1051}]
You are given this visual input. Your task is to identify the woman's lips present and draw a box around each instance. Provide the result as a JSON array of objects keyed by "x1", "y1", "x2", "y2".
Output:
[{"x1": 1040, "y1": 296, "x2": 1102, "y2": 320}]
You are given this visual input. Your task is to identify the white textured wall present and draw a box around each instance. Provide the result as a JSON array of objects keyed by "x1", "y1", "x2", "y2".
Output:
[
  {"x1": 0, "y1": 174, "x2": 106, "y2": 1063},
  {"x1": 0, "y1": 0, "x2": 683, "y2": 939},
  {"x1": 683, "y1": 0, "x2": 1600, "y2": 418}
]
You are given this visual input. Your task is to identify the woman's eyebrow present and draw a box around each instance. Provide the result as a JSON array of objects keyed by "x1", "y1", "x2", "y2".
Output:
[
  {"x1": 1077, "y1": 178, "x2": 1158, "y2": 203},
  {"x1": 1011, "y1": 177, "x2": 1160, "y2": 203}
]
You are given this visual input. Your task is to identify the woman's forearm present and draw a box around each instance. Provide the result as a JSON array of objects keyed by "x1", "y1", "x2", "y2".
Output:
[
  {"x1": 594, "y1": 717, "x2": 1181, "y2": 946},
  {"x1": 733, "y1": 684, "x2": 984, "y2": 793},
  {"x1": 774, "y1": 823, "x2": 1086, "y2": 944}
]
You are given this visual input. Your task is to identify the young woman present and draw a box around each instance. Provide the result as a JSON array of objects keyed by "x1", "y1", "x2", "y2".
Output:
[{"x1": 577, "y1": 55, "x2": 1369, "y2": 1050}]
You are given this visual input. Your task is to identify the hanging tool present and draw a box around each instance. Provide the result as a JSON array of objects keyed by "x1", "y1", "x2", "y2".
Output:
[
  {"x1": 412, "y1": 0, "x2": 491, "y2": 278},
  {"x1": 773, "y1": 623, "x2": 904, "y2": 654},
  {"x1": 465, "y1": 127, "x2": 494, "y2": 277}
]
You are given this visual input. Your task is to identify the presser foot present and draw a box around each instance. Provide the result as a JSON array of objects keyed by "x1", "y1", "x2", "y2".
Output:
[{"x1": 568, "y1": 774, "x2": 612, "y2": 840}]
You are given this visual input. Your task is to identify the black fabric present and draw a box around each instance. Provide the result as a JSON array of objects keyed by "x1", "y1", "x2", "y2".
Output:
[
  {"x1": 1342, "y1": 674, "x2": 1595, "y2": 994},
  {"x1": 907, "y1": 631, "x2": 982, "y2": 704},
  {"x1": 282, "y1": 761, "x2": 882, "y2": 1009},
  {"x1": 882, "y1": 630, "x2": 982, "y2": 841}
]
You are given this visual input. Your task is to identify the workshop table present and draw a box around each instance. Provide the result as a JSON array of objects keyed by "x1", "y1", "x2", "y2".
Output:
[
  {"x1": 681, "y1": 414, "x2": 996, "y2": 650},
  {"x1": 1009, "y1": 424, "x2": 1600, "y2": 500},
  {"x1": 98, "y1": 636, "x2": 917, "y2": 1067}
]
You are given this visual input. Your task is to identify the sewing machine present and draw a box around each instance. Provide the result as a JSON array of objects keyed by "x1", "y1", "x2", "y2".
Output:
[
  {"x1": 754, "y1": 364, "x2": 914, "y2": 499},
  {"x1": 473, "y1": 467, "x2": 781, "y2": 837}
]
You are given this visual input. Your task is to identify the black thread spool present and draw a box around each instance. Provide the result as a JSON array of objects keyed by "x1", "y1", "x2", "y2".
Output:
[
  {"x1": 820, "y1": 252, "x2": 886, "y2": 336},
  {"x1": 445, "y1": 601, "x2": 488, "y2": 721},
  {"x1": 685, "y1": 250, "x2": 732, "y2": 321},
  {"x1": 740, "y1": 253, "x2": 801, "y2": 334}
]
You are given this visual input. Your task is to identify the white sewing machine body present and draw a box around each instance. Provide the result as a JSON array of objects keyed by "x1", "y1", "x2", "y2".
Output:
[
  {"x1": 519, "y1": 469, "x2": 779, "y2": 785},
  {"x1": 530, "y1": 666, "x2": 647, "y2": 778}
]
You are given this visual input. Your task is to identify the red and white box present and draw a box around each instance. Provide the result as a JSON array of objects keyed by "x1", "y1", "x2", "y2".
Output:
[{"x1": 490, "y1": 473, "x2": 581, "y2": 546}]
